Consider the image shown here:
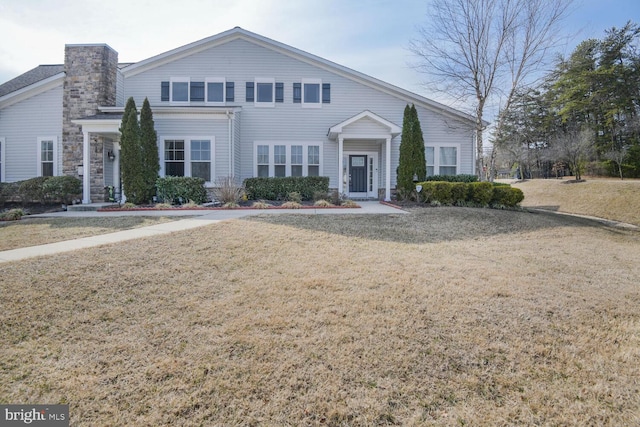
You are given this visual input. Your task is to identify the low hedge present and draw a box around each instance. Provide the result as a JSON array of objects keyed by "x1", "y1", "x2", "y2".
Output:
[
  {"x1": 1, "y1": 176, "x2": 81, "y2": 204},
  {"x1": 243, "y1": 176, "x2": 330, "y2": 201},
  {"x1": 423, "y1": 174, "x2": 478, "y2": 183},
  {"x1": 417, "y1": 181, "x2": 524, "y2": 208},
  {"x1": 156, "y1": 176, "x2": 208, "y2": 205}
]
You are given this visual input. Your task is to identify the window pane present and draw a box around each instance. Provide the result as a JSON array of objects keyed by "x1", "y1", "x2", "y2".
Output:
[
  {"x1": 274, "y1": 165, "x2": 286, "y2": 177},
  {"x1": 304, "y1": 83, "x2": 320, "y2": 103},
  {"x1": 256, "y1": 83, "x2": 273, "y2": 102},
  {"x1": 42, "y1": 162, "x2": 53, "y2": 177},
  {"x1": 192, "y1": 162, "x2": 211, "y2": 181},
  {"x1": 291, "y1": 165, "x2": 303, "y2": 177},
  {"x1": 258, "y1": 164, "x2": 269, "y2": 177},
  {"x1": 191, "y1": 140, "x2": 211, "y2": 161},
  {"x1": 439, "y1": 166, "x2": 457, "y2": 175},
  {"x1": 257, "y1": 145, "x2": 269, "y2": 164},
  {"x1": 308, "y1": 145, "x2": 319, "y2": 165},
  {"x1": 274, "y1": 145, "x2": 286, "y2": 164},
  {"x1": 172, "y1": 82, "x2": 188, "y2": 101},
  {"x1": 165, "y1": 162, "x2": 185, "y2": 177},
  {"x1": 190, "y1": 82, "x2": 204, "y2": 102},
  {"x1": 308, "y1": 165, "x2": 319, "y2": 177},
  {"x1": 291, "y1": 145, "x2": 302, "y2": 164},
  {"x1": 425, "y1": 147, "x2": 434, "y2": 166},
  {"x1": 207, "y1": 82, "x2": 224, "y2": 102},
  {"x1": 440, "y1": 147, "x2": 457, "y2": 166},
  {"x1": 427, "y1": 166, "x2": 434, "y2": 176}
]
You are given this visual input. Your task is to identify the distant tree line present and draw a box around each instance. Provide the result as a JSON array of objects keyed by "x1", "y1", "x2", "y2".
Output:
[{"x1": 495, "y1": 22, "x2": 640, "y2": 179}]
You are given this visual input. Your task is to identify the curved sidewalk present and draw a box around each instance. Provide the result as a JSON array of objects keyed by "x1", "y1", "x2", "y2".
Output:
[{"x1": 0, "y1": 202, "x2": 406, "y2": 263}]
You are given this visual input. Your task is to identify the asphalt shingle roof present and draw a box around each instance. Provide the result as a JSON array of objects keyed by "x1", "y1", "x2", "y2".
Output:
[{"x1": 0, "y1": 64, "x2": 64, "y2": 98}]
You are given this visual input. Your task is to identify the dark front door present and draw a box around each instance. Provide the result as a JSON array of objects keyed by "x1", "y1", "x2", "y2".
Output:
[{"x1": 349, "y1": 155, "x2": 367, "y2": 193}]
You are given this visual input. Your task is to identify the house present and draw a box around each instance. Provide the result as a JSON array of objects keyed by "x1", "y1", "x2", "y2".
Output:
[{"x1": 0, "y1": 27, "x2": 477, "y2": 203}]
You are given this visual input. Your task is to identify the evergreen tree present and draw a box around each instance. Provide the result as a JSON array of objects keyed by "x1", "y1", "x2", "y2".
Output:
[
  {"x1": 397, "y1": 104, "x2": 427, "y2": 198},
  {"x1": 119, "y1": 97, "x2": 144, "y2": 204},
  {"x1": 139, "y1": 98, "x2": 159, "y2": 202}
]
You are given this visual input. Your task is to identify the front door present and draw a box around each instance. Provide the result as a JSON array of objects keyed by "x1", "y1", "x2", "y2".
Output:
[{"x1": 349, "y1": 155, "x2": 367, "y2": 193}]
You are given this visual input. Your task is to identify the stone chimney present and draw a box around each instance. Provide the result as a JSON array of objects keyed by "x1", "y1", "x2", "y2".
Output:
[{"x1": 62, "y1": 44, "x2": 118, "y2": 200}]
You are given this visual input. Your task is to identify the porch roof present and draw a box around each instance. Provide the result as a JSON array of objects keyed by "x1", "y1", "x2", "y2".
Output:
[{"x1": 328, "y1": 110, "x2": 401, "y2": 141}]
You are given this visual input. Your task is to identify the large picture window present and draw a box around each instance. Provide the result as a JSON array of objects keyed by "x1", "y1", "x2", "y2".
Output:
[{"x1": 254, "y1": 142, "x2": 322, "y2": 178}]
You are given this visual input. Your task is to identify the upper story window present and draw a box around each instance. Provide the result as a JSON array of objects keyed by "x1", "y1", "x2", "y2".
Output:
[
  {"x1": 294, "y1": 80, "x2": 330, "y2": 106},
  {"x1": 247, "y1": 79, "x2": 279, "y2": 107},
  {"x1": 162, "y1": 79, "x2": 234, "y2": 104}
]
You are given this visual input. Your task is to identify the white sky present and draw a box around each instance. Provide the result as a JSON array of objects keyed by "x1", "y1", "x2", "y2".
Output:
[{"x1": 1, "y1": 0, "x2": 638, "y2": 116}]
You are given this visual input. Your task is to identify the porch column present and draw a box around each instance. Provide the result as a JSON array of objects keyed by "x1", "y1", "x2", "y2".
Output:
[
  {"x1": 385, "y1": 137, "x2": 391, "y2": 201},
  {"x1": 338, "y1": 136, "x2": 344, "y2": 195},
  {"x1": 82, "y1": 130, "x2": 91, "y2": 204}
]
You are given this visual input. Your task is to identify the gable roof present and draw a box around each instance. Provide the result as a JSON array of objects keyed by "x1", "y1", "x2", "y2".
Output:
[
  {"x1": 0, "y1": 65, "x2": 64, "y2": 98},
  {"x1": 122, "y1": 27, "x2": 478, "y2": 125},
  {"x1": 328, "y1": 110, "x2": 402, "y2": 140}
]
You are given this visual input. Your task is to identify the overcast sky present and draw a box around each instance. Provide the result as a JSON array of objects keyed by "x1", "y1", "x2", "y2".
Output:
[{"x1": 1, "y1": 0, "x2": 638, "y2": 111}]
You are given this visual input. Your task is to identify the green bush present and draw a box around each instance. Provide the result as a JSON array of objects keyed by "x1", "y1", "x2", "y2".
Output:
[
  {"x1": 243, "y1": 176, "x2": 329, "y2": 201},
  {"x1": 42, "y1": 176, "x2": 82, "y2": 204},
  {"x1": 491, "y1": 186, "x2": 524, "y2": 207},
  {"x1": 156, "y1": 176, "x2": 208, "y2": 205},
  {"x1": 424, "y1": 174, "x2": 478, "y2": 183},
  {"x1": 416, "y1": 181, "x2": 524, "y2": 208},
  {"x1": 468, "y1": 182, "x2": 494, "y2": 206},
  {"x1": 19, "y1": 177, "x2": 50, "y2": 203},
  {"x1": 0, "y1": 208, "x2": 24, "y2": 221}
]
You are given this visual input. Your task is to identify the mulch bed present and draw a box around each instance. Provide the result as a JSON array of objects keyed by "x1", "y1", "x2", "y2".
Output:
[{"x1": 98, "y1": 200, "x2": 360, "y2": 212}]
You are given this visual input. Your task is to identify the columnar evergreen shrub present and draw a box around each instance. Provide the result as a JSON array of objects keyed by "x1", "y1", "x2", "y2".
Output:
[
  {"x1": 139, "y1": 98, "x2": 160, "y2": 203},
  {"x1": 397, "y1": 104, "x2": 426, "y2": 198},
  {"x1": 120, "y1": 98, "x2": 145, "y2": 204}
]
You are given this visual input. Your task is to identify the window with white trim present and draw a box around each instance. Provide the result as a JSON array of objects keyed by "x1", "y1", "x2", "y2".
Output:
[
  {"x1": 37, "y1": 137, "x2": 57, "y2": 177},
  {"x1": 170, "y1": 78, "x2": 190, "y2": 104},
  {"x1": 163, "y1": 137, "x2": 214, "y2": 182},
  {"x1": 425, "y1": 145, "x2": 460, "y2": 176},
  {"x1": 254, "y1": 142, "x2": 322, "y2": 177},
  {"x1": 206, "y1": 78, "x2": 225, "y2": 104},
  {"x1": 254, "y1": 78, "x2": 275, "y2": 107},
  {"x1": 302, "y1": 79, "x2": 321, "y2": 108}
]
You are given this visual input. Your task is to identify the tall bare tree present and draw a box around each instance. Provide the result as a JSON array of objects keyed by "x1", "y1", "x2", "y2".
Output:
[{"x1": 410, "y1": 0, "x2": 573, "y2": 180}]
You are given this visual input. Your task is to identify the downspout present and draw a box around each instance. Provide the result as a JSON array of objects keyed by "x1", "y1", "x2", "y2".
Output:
[{"x1": 226, "y1": 110, "x2": 233, "y2": 178}]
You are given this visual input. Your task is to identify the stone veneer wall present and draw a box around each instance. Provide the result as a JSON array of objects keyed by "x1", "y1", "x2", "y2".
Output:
[{"x1": 62, "y1": 44, "x2": 118, "y2": 202}]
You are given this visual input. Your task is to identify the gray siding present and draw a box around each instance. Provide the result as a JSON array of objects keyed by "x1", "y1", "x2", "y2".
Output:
[
  {"x1": 123, "y1": 37, "x2": 476, "y2": 188},
  {"x1": 116, "y1": 69, "x2": 125, "y2": 107},
  {"x1": 0, "y1": 85, "x2": 63, "y2": 181}
]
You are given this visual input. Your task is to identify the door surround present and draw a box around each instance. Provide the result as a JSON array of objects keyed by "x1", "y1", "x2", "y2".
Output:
[{"x1": 343, "y1": 150, "x2": 378, "y2": 198}]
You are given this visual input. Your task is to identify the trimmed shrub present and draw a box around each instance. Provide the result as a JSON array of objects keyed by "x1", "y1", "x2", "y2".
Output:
[
  {"x1": 156, "y1": 176, "x2": 208, "y2": 205},
  {"x1": 491, "y1": 186, "x2": 524, "y2": 207},
  {"x1": 243, "y1": 176, "x2": 329, "y2": 201},
  {"x1": 450, "y1": 182, "x2": 469, "y2": 205},
  {"x1": 42, "y1": 176, "x2": 82, "y2": 204},
  {"x1": 432, "y1": 181, "x2": 454, "y2": 205},
  {"x1": 468, "y1": 182, "x2": 494, "y2": 206},
  {"x1": 19, "y1": 177, "x2": 50, "y2": 203},
  {"x1": 424, "y1": 174, "x2": 478, "y2": 183}
]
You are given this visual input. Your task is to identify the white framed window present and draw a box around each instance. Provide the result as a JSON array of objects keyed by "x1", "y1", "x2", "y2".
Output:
[
  {"x1": 255, "y1": 78, "x2": 275, "y2": 107},
  {"x1": 205, "y1": 78, "x2": 225, "y2": 104},
  {"x1": 425, "y1": 144, "x2": 460, "y2": 176},
  {"x1": 162, "y1": 137, "x2": 214, "y2": 183},
  {"x1": 0, "y1": 137, "x2": 4, "y2": 182},
  {"x1": 254, "y1": 142, "x2": 322, "y2": 177},
  {"x1": 170, "y1": 77, "x2": 190, "y2": 104},
  {"x1": 302, "y1": 79, "x2": 321, "y2": 108},
  {"x1": 37, "y1": 137, "x2": 57, "y2": 177}
]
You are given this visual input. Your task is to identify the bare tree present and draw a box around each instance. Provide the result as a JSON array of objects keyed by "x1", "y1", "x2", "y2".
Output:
[
  {"x1": 604, "y1": 145, "x2": 629, "y2": 180},
  {"x1": 410, "y1": 0, "x2": 573, "y2": 180},
  {"x1": 552, "y1": 128, "x2": 594, "y2": 181}
]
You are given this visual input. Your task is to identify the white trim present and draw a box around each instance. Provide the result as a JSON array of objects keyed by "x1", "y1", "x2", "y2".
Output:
[
  {"x1": 0, "y1": 137, "x2": 5, "y2": 182},
  {"x1": 328, "y1": 110, "x2": 401, "y2": 140},
  {"x1": 160, "y1": 136, "x2": 215, "y2": 185},
  {"x1": 254, "y1": 78, "x2": 275, "y2": 108},
  {"x1": 343, "y1": 151, "x2": 379, "y2": 198},
  {"x1": 205, "y1": 77, "x2": 226, "y2": 105},
  {"x1": 301, "y1": 78, "x2": 322, "y2": 109},
  {"x1": 253, "y1": 141, "x2": 323, "y2": 178},
  {"x1": 170, "y1": 77, "x2": 190, "y2": 105},
  {"x1": 36, "y1": 136, "x2": 58, "y2": 177}
]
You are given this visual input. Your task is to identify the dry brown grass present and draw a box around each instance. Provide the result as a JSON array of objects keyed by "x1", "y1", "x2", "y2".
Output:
[
  {"x1": 510, "y1": 177, "x2": 640, "y2": 225},
  {"x1": 0, "y1": 216, "x2": 177, "y2": 251},
  {"x1": 1, "y1": 208, "x2": 639, "y2": 426}
]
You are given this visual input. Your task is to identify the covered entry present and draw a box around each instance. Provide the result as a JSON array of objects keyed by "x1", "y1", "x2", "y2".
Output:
[{"x1": 328, "y1": 111, "x2": 401, "y2": 200}]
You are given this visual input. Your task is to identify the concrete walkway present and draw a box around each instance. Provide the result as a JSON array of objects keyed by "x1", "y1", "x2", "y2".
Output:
[{"x1": 0, "y1": 202, "x2": 406, "y2": 263}]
